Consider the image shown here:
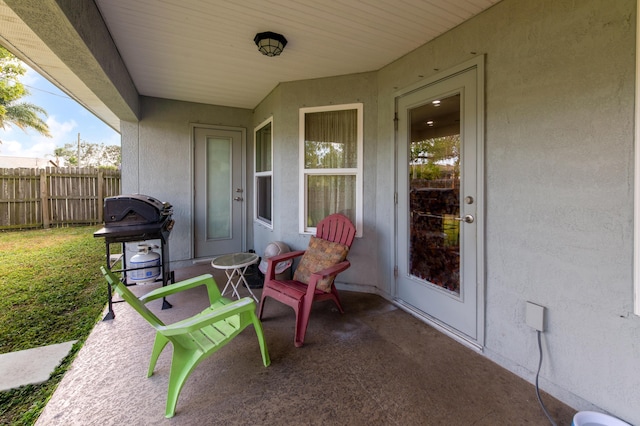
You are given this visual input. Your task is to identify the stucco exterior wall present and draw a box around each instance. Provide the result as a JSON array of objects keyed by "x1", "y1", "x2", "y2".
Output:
[
  {"x1": 121, "y1": 96, "x2": 253, "y2": 265},
  {"x1": 377, "y1": 0, "x2": 638, "y2": 422},
  {"x1": 122, "y1": 0, "x2": 639, "y2": 422},
  {"x1": 252, "y1": 73, "x2": 379, "y2": 290}
]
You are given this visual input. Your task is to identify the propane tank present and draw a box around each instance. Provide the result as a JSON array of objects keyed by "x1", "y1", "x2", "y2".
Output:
[{"x1": 128, "y1": 243, "x2": 161, "y2": 283}]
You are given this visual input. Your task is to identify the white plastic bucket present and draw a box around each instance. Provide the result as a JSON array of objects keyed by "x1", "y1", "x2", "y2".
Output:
[{"x1": 572, "y1": 411, "x2": 630, "y2": 426}]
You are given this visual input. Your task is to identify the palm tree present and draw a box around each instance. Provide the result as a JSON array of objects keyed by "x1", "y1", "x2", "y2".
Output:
[
  {"x1": 0, "y1": 46, "x2": 50, "y2": 143},
  {"x1": 0, "y1": 102, "x2": 50, "y2": 136}
]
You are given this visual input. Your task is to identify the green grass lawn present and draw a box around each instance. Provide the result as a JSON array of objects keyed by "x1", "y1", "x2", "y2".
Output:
[{"x1": 0, "y1": 226, "x2": 108, "y2": 425}]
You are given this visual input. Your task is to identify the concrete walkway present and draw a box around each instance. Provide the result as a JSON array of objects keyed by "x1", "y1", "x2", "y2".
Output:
[{"x1": 0, "y1": 341, "x2": 77, "y2": 391}]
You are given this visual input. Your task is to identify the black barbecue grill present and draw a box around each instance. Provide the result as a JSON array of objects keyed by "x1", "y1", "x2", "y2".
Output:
[{"x1": 94, "y1": 194, "x2": 175, "y2": 320}]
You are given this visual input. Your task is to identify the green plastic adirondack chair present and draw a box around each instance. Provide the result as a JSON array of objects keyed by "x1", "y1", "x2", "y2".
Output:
[{"x1": 101, "y1": 267, "x2": 270, "y2": 418}]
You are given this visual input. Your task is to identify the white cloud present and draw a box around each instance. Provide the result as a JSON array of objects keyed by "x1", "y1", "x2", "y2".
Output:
[
  {"x1": 47, "y1": 115, "x2": 78, "y2": 143},
  {"x1": 2, "y1": 136, "x2": 50, "y2": 158},
  {"x1": 1, "y1": 138, "x2": 57, "y2": 159},
  {"x1": 0, "y1": 116, "x2": 77, "y2": 158}
]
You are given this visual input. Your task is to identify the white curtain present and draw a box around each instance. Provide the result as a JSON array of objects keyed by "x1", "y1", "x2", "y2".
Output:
[{"x1": 304, "y1": 109, "x2": 357, "y2": 168}]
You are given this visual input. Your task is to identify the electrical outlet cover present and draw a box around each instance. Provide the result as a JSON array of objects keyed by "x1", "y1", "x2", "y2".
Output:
[{"x1": 526, "y1": 302, "x2": 545, "y2": 331}]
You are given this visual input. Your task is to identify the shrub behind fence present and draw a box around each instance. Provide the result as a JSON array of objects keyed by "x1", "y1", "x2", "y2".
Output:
[{"x1": 0, "y1": 167, "x2": 121, "y2": 230}]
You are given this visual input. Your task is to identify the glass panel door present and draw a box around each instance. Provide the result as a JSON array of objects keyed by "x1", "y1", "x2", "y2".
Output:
[
  {"x1": 396, "y1": 62, "x2": 483, "y2": 343},
  {"x1": 194, "y1": 127, "x2": 244, "y2": 257}
]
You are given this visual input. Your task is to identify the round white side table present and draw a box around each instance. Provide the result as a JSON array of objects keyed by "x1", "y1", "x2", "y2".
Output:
[{"x1": 211, "y1": 252, "x2": 260, "y2": 302}]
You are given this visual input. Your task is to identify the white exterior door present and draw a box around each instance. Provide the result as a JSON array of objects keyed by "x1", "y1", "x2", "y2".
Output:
[
  {"x1": 194, "y1": 126, "x2": 245, "y2": 258},
  {"x1": 396, "y1": 61, "x2": 484, "y2": 344}
]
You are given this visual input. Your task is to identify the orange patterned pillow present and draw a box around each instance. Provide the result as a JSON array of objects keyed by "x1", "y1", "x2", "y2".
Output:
[{"x1": 293, "y1": 236, "x2": 349, "y2": 292}]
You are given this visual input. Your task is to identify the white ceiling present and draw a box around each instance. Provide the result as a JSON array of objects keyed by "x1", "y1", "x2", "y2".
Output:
[
  {"x1": 95, "y1": 0, "x2": 501, "y2": 110},
  {"x1": 0, "y1": 0, "x2": 501, "y2": 130}
]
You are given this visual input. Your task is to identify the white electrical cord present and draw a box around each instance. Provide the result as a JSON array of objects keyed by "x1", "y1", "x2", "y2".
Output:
[{"x1": 536, "y1": 330, "x2": 557, "y2": 426}]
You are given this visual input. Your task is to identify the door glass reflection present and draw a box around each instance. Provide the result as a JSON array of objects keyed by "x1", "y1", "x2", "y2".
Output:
[{"x1": 408, "y1": 94, "x2": 461, "y2": 293}]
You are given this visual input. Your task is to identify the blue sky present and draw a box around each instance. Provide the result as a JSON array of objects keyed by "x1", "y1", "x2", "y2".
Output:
[{"x1": 0, "y1": 64, "x2": 120, "y2": 159}]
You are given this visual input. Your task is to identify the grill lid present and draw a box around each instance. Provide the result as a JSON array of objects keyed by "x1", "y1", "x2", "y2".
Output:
[{"x1": 104, "y1": 194, "x2": 172, "y2": 227}]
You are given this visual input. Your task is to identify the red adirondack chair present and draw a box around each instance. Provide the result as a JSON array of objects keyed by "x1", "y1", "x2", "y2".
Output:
[{"x1": 258, "y1": 213, "x2": 356, "y2": 347}]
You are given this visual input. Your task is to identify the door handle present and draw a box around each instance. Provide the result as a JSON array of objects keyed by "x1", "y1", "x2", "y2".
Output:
[
  {"x1": 233, "y1": 197, "x2": 243, "y2": 202},
  {"x1": 455, "y1": 214, "x2": 474, "y2": 223}
]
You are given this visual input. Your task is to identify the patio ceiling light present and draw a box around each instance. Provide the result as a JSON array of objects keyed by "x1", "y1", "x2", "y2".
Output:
[{"x1": 254, "y1": 32, "x2": 288, "y2": 57}]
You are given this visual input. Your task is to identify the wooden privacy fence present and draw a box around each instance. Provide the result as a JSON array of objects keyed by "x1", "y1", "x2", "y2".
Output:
[{"x1": 0, "y1": 167, "x2": 121, "y2": 230}]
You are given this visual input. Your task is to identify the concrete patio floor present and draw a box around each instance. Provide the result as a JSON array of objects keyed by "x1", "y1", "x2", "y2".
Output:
[{"x1": 35, "y1": 264, "x2": 576, "y2": 425}]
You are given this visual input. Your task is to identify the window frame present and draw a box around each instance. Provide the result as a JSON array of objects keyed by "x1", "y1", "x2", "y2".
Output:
[
  {"x1": 635, "y1": 3, "x2": 640, "y2": 316},
  {"x1": 254, "y1": 116, "x2": 273, "y2": 228},
  {"x1": 298, "y1": 103, "x2": 363, "y2": 237}
]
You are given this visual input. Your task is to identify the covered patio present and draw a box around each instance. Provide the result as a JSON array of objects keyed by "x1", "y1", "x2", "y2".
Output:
[
  {"x1": 35, "y1": 264, "x2": 574, "y2": 425},
  {"x1": 2, "y1": 0, "x2": 639, "y2": 423}
]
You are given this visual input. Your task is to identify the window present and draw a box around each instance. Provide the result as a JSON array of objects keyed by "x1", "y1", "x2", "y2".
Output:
[
  {"x1": 254, "y1": 117, "x2": 273, "y2": 227},
  {"x1": 299, "y1": 103, "x2": 363, "y2": 237},
  {"x1": 635, "y1": 5, "x2": 640, "y2": 316}
]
